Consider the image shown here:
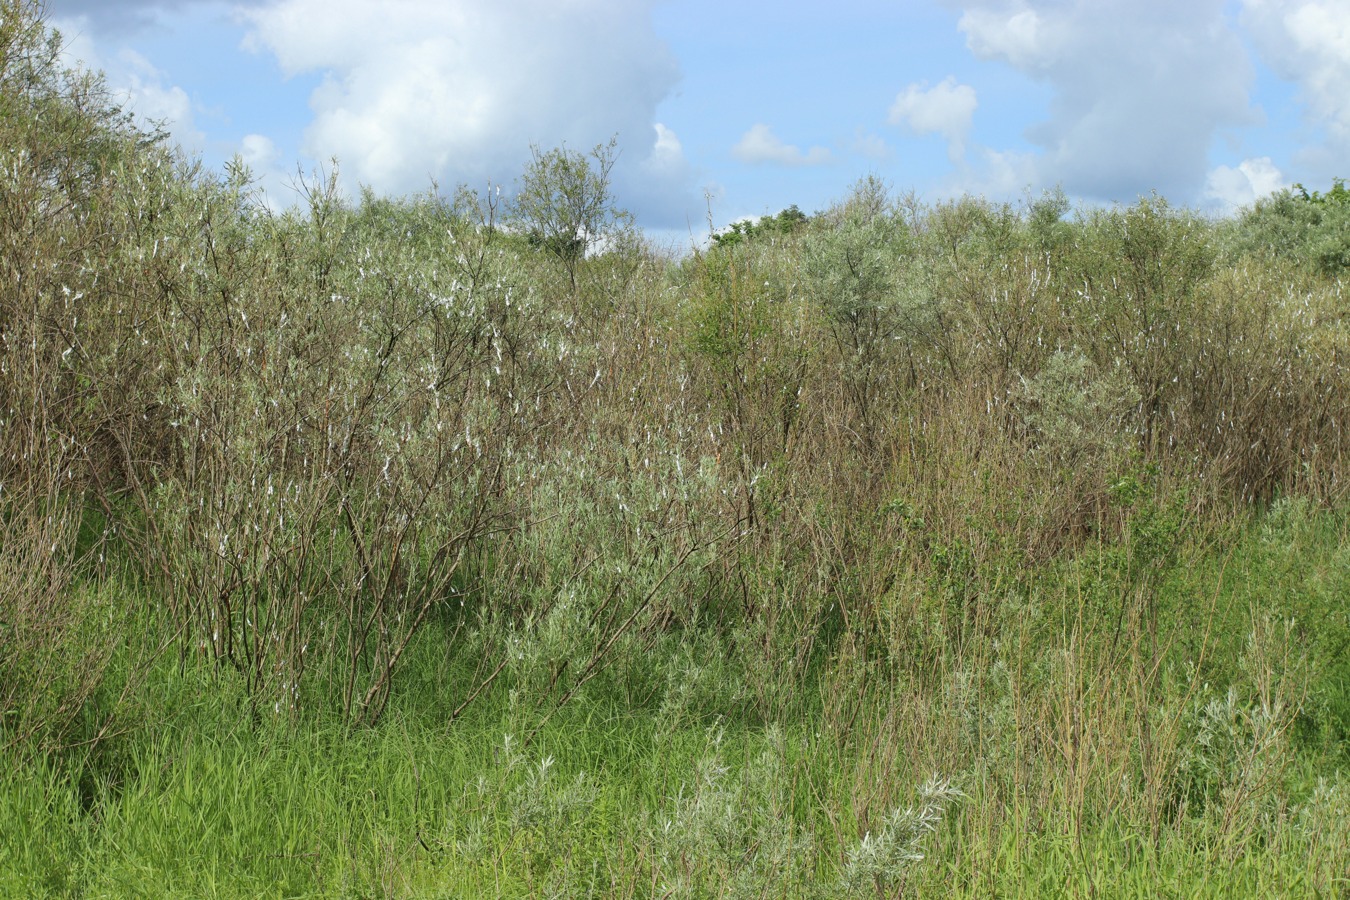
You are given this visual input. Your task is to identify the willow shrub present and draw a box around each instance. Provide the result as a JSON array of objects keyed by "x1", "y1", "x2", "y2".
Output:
[
  {"x1": 122, "y1": 175, "x2": 556, "y2": 726},
  {"x1": 0, "y1": 0, "x2": 167, "y2": 757}
]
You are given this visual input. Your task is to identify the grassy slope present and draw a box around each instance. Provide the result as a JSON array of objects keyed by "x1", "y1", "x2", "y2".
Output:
[{"x1": 3, "y1": 504, "x2": 1347, "y2": 897}]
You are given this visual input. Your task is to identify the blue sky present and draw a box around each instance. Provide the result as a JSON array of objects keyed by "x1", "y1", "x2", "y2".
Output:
[{"x1": 46, "y1": 0, "x2": 1350, "y2": 245}]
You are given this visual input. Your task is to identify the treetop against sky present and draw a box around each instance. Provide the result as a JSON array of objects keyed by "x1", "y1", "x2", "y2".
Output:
[{"x1": 45, "y1": 0, "x2": 1350, "y2": 240}]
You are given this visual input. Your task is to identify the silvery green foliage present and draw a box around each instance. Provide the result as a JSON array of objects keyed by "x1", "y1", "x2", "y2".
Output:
[
  {"x1": 1291, "y1": 779, "x2": 1350, "y2": 900},
  {"x1": 803, "y1": 176, "x2": 905, "y2": 331},
  {"x1": 944, "y1": 659, "x2": 1017, "y2": 764},
  {"x1": 506, "y1": 751, "x2": 597, "y2": 837},
  {"x1": 841, "y1": 776, "x2": 964, "y2": 895},
  {"x1": 803, "y1": 177, "x2": 936, "y2": 355},
  {"x1": 802, "y1": 176, "x2": 927, "y2": 427},
  {"x1": 1259, "y1": 495, "x2": 1314, "y2": 546},
  {"x1": 449, "y1": 734, "x2": 597, "y2": 883},
  {"x1": 1185, "y1": 687, "x2": 1288, "y2": 801},
  {"x1": 1228, "y1": 179, "x2": 1350, "y2": 276},
  {"x1": 653, "y1": 632, "x2": 747, "y2": 739},
  {"x1": 1016, "y1": 350, "x2": 1140, "y2": 470},
  {"x1": 495, "y1": 446, "x2": 726, "y2": 718},
  {"x1": 649, "y1": 726, "x2": 814, "y2": 897},
  {"x1": 134, "y1": 172, "x2": 542, "y2": 725},
  {"x1": 1180, "y1": 616, "x2": 1304, "y2": 846}
]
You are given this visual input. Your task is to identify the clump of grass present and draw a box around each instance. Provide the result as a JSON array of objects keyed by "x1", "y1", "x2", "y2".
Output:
[{"x1": 0, "y1": 757, "x2": 85, "y2": 898}]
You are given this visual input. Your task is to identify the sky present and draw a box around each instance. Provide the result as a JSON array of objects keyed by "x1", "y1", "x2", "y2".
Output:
[{"x1": 43, "y1": 0, "x2": 1350, "y2": 247}]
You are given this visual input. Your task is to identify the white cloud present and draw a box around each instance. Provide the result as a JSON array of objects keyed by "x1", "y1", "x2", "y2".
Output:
[
  {"x1": 54, "y1": 19, "x2": 204, "y2": 152},
  {"x1": 1205, "y1": 156, "x2": 1287, "y2": 210},
  {"x1": 228, "y1": 134, "x2": 297, "y2": 211},
  {"x1": 851, "y1": 130, "x2": 892, "y2": 161},
  {"x1": 949, "y1": 0, "x2": 1257, "y2": 202},
  {"x1": 648, "y1": 123, "x2": 684, "y2": 175},
  {"x1": 958, "y1": 148, "x2": 1040, "y2": 199},
  {"x1": 239, "y1": 133, "x2": 279, "y2": 169},
  {"x1": 238, "y1": 0, "x2": 692, "y2": 224},
  {"x1": 958, "y1": 7, "x2": 1061, "y2": 71},
  {"x1": 1242, "y1": 1, "x2": 1350, "y2": 154},
  {"x1": 115, "y1": 51, "x2": 202, "y2": 149},
  {"x1": 731, "y1": 123, "x2": 832, "y2": 167},
  {"x1": 888, "y1": 77, "x2": 978, "y2": 162},
  {"x1": 622, "y1": 123, "x2": 697, "y2": 226}
]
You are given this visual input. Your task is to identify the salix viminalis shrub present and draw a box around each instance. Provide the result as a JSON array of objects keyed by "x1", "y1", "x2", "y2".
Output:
[
  {"x1": 325, "y1": 208, "x2": 533, "y2": 727},
  {"x1": 920, "y1": 194, "x2": 1058, "y2": 385},
  {"x1": 841, "y1": 776, "x2": 964, "y2": 895},
  {"x1": 0, "y1": 0, "x2": 152, "y2": 501},
  {"x1": 1178, "y1": 614, "x2": 1308, "y2": 856},
  {"x1": 108, "y1": 165, "x2": 323, "y2": 711},
  {"x1": 473, "y1": 233, "x2": 742, "y2": 731},
  {"x1": 1065, "y1": 197, "x2": 1215, "y2": 457},
  {"x1": 114, "y1": 164, "x2": 540, "y2": 725},
  {"x1": 0, "y1": 0, "x2": 167, "y2": 755},
  {"x1": 1227, "y1": 177, "x2": 1350, "y2": 277},
  {"x1": 685, "y1": 234, "x2": 817, "y2": 530},
  {"x1": 499, "y1": 444, "x2": 735, "y2": 740},
  {"x1": 508, "y1": 137, "x2": 634, "y2": 298},
  {"x1": 647, "y1": 726, "x2": 816, "y2": 895},
  {"x1": 803, "y1": 176, "x2": 925, "y2": 439},
  {"x1": 1015, "y1": 350, "x2": 1140, "y2": 475}
]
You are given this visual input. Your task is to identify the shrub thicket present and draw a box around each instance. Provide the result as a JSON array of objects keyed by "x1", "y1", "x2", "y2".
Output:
[{"x1": 3, "y1": 3, "x2": 1350, "y2": 893}]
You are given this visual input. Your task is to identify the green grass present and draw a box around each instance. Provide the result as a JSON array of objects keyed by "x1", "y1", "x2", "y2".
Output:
[{"x1": 2, "y1": 502, "x2": 1347, "y2": 897}]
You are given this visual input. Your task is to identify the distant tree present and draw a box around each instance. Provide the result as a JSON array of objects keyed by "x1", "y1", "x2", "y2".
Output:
[
  {"x1": 1227, "y1": 177, "x2": 1350, "y2": 276},
  {"x1": 1026, "y1": 186, "x2": 1072, "y2": 254},
  {"x1": 509, "y1": 137, "x2": 633, "y2": 290},
  {"x1": 1293, "y1": 177, "x2": 1350, "y2": 207},
  {"x1": 710, "y1": 205, "x2": 809, "y2": 250},
  {"x1": 802, "y1": 176, "x2": 917, "y2": 433}
]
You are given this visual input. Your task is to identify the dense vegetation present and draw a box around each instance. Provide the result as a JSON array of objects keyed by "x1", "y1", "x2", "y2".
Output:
[{"x1": 3, "y1": 3, "x2": 1349, "y2": 895}]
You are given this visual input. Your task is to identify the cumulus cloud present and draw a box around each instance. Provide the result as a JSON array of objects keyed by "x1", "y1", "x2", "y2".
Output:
[
  {"x1": 237, "y1": 0, "x2": 693, "y2": 225},
  {"x1": 1241, "y1": 0, "x2": 1350, "y2": 164},
  {"x1": 619, "y1": 123, "x2": 699, "y2": 226},
  {"x1": 54, "y1": 20, "x2": 204, "y2": 152},
  {"x1": 239, "y1": 133, "x2": 279, "y2": 169},
  {"x1": 647, "y1": 124, "x2": 684, "y2": 175},
  {"x1": 227, "y1": 133, "x2": 297, "y2": 210},
  {"x1": 888, "y1": 77, "x2": 978, "y2": 162},
  {"x1": 958, "y1": 6, "x2": 1062, "y2": 72},
  {"x1": 1205, "y1": 156, "x2": 1287, "y2": 210},
  {"x1": 851, "y1": 130, "x2": 892, "y2": 161},
  {"x1": 47, "y1": 0, "x2": 265, "y2": 35},
  {"x1": 954, "y1": 148, "x2": 1040, "y2": 199},
  {"x1": 950, "y1": 0, "x2": 1258, "y2": 202},
  {"x1": 731, "y1": 123, "x2": 832, "y2": 167}
]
